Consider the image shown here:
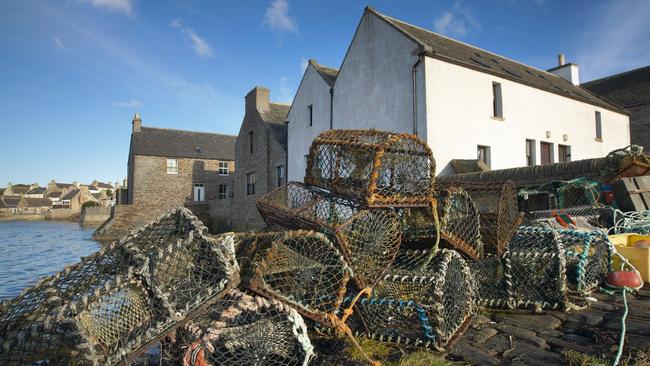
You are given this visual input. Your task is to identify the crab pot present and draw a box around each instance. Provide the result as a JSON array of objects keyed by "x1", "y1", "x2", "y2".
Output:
[
  {"x1": 438, "y1": 181, "x2": 520, "y2": 256},
  {"x1": 436, "y1": 187, "x2": 483, "y2": 260},
  {"x1": 396, "y1": 200, "x2": 440, "y2": 245},
  {"x1": 174, "y1": 289, "x2": 314, "y2": 366},
  {"x1": 558, "y1": 229, "x2": 613, "y2": 294},
  {"x1": 362, "y1": 249, "x2": 475, "y2": 349},
  {"x1": 235, "y1": 230, "x2": 352, "y2": 326},
  {"x1": 471, "y1": 226, "x2": 568, "y2": 311},
  {"x1": 256, "y1": 182, "x2": 404, "y2": 288},
  {"x1": 0, "y1": 208, "x2": 238, "y2": 366},
  {"x1": 304, "y1": 129, "x2": 436, "y2": 207}
]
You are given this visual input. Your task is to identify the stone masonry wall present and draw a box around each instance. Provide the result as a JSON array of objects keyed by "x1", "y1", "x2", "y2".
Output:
[{"x1": 630, "y1": 103, "x2": 650, "y2": 153}]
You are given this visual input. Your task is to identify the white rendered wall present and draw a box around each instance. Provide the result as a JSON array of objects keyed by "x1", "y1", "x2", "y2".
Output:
[
  {"x1": 333, "y1": 12, "x2": 428, "y2": 139},
  {"x1": 287, "y1": 65, "x2": 333, "y2": 182},
  {"x1": 424, "y1": 57, "x2": 631, "y2": 175}
]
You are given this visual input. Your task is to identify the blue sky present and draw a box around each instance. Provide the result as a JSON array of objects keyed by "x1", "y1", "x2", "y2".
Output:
[{"x1": 1, "y1": 0, "x2": 649, "y2": 185}]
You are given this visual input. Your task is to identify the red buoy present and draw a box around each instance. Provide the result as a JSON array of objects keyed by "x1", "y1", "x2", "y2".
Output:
[{"x1": 606, "y1": 271, "x2": 643, "y2": 290}]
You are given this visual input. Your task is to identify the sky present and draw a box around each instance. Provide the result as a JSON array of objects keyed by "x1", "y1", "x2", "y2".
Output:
[{"x1": 1, "y1": 0, "x2": 649, "y2": 185}]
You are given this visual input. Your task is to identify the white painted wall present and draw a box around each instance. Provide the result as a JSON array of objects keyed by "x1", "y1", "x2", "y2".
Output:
[
  {"x1": 287, "y1": 64, "x2": 333, "y2": 182},
  {"x1": 333, "y1": 11, "x2": 428, "y2": 139},
  {"x1": 424, "y1": 57, "x2": 630, "y2": 175}
]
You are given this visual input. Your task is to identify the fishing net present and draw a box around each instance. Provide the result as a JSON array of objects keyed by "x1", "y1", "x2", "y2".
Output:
[
  {"x1": 471, "y1": 226, "x2": 568, "y2": 311},
  {"x1": 235, "y1": 230, "x2": 351, "y2": 326},
  {"x1": 0, "y1": 208, "x2": 238, "y2": 366},
  {"x1": 559, "y1": 229, "x2": 613, "y2": 295},
  {"x1": 368, "y1": 248, "x2": 475, "y2": 348},
  {"x1": 304, "y1": 129, "x2": 435, "y2": 207},
  {"x1": 437, "y1": 181, "x2": 520, "y2": 256},
  {"x1": 436, "y1": 187, "x2": 483, "y2": 260},
  {"x1": 518, "y1": 178, "x2": 601, "y2": 214},
  {"x1": 257, "y1": 182, "x2": 403, "y2": 288},
  {"x1": 175, "y1": 289, "x2": 313, "y2": 366},
  {"x1": 609, "y1": 209, "x2": 650, "y2": 234}
]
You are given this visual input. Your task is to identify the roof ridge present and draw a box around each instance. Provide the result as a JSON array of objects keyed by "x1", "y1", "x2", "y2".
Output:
[
  {"x1": 140, "y1": 126, "x2": 237, "y2": 138},
  {"x1": 269, "y1": 102, "x2": 291, "y2": 107},
  {"x1": 583, "y1": 65, "x2": 650, "y2": 85}
]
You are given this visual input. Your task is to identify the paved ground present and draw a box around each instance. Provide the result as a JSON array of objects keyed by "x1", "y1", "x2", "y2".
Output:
[{"x1": 311, "y1": 286, "x2": 650, "y2": 365}]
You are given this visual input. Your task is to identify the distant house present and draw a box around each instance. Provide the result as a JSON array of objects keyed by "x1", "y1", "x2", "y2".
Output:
[
  {"x1": 92, "y1": 180, "x2": 115, "y2": 195},
  {"x1": 583, "y1": 66, "x2": 650, "y2": 152},
  {"x1": 1, "y1": 197, "x2": 20, "y2": 214},
  {"x1": 3, "y1": 183, "x2": 35, "y2": 197},
  {"x1": 47, "y1": 191, "x2": 62, "y2": 202},
  {"x1": 18, "y1": 197, "x2": 52, "y2": 215},
  {"x1": 52, "y1": 187, "x2": 97, "y2": 214},
  {"x1": 287, "y1": 7, "x2": 630, "y2": 178},
  {"x1": 231, "y1": 86, "x2": 289, "y2": 231},
  {"x1": 25, "y1": 187, "x2": 47, "y2": 198}
]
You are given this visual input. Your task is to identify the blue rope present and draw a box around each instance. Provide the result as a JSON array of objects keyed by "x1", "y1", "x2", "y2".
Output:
[{"x1": 613, "y1": 288, "x2": 629, "y2": 366}]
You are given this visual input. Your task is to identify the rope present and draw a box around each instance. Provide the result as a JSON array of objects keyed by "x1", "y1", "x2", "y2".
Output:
[
  {"x1": 613, "y1": 288, "x2": 629, "y2": 366},
  {"x1": 608, "y1": 209, "x2": 650, "y2": 235}
]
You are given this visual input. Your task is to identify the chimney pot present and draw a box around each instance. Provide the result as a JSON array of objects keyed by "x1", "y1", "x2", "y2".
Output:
[{"x1": 558, "y1": 53, "x2": 565, "y2": 66}]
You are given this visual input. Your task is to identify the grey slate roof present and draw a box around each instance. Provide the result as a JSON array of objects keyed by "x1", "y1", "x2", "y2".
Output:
[
  {"x1": 60, "y1": 189, "x2": 80, "y2": 201},
  {"x1": 311, "y1": 61, "x2": 339, "y2": 87},
  {"x1": 3, "y1": 198, "x2": 20, "y2": 208},
  {"x1": 55, "y1": 183, "x2": 74, "y2": 189},
  {"x1": 0, "y1": 199, "x2": 6, "y2": 209},
  {"x1": 24, "y1": 198, "x2": 52, "y2": 207},
  {"x1": 95, "y1": 182, "x2": 114, "y2": 189},
  {"x1": 261, "y1": 103, "x2": 290, "y2": 125},
  {"x1": 131, "y1": 127, "x2": 237, "y2": 160},
  {"x1": 10, "y1": 185, "x2": 31, "y2": 194},
  {"x1": 368, "y1": 8, "x2": 626, "y2": 114},
  {"x1": 26, "y1": 187, "x2": 47, "y2": 195},
  {"x1": 47, "y1": 192, "x2": 62, "y2": 198},
  {"x1": 582, "y1": 66, "x2": 650, "y2": 109}
]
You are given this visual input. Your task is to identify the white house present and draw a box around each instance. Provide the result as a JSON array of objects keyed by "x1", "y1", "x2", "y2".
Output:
[{"x1": 287, "y1": 7, "x2": 630, "y2": 180}]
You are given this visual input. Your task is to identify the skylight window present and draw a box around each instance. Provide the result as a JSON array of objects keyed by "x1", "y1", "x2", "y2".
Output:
[{"x1": 470, "y1": 57, "x2": 491, "y2": 69}]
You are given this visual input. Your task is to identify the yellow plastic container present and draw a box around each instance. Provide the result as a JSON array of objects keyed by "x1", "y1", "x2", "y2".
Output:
[{"x1": 609, "y1": 233, "x2": 650, "y2": 283}]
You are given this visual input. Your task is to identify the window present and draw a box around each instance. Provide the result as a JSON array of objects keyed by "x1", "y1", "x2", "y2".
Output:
[
  {"x1": 477, "y1": 145, "x2": 491, "y2": 168},
  {"x1": 308, "y1": 105, "x2": 313, "y2": 127},
  {"x1": 246, "y1": 172, "x2": 256, "y2": 195},
  {"x1": 193, "y1": 183, "x2": 205, "y2": 202},
  {"x1": 525, "y1": 139, "x2": 536, "y2": 166},
  {"x1": 166, "y1": 159, "x2": 178, "y2": 174},
  {"x1": 249, "y1": 131, "x2": 254, "y2": 153},
  {"x1": 492, "y1": 82, "x2": 503, "y2": 118},
  {"x1": 219, "y1": 161, "x2": 229, "y2": 175},
  {"x1": 276, "y1": 165, "x2": 285, "y2": 187},
  {"x1": 595, "y1": 111, "x2": 602, "y2": 140},
  {"x1": 218, "y1": 184, "x2": 228, "y2": 199},
  {"x1": 559, "y1": 145, "x2": 571, "y2": 163},
  {"x1": 540, "y1": 142, "x2": 554, "y2": 165}
]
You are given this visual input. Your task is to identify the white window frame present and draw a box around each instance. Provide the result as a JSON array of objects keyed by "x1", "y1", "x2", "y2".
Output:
[
  {"x1": 218, "y1": 161, "x2": 229, "y2": 175},
  {"x1": 218, "y1": 184, "x2": 228, "y2": 199},
  {"x1": 477, "y1": 145, "x2": 491, "y2": 168},
  {"x1": 166, "y1": 158, "x2": 178, "y2": 174}
]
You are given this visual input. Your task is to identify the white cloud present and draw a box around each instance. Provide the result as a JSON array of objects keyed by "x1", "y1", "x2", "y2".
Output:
[
  {"x1": 299, "y1": 57, "x2": 308, "y2": 75},
  {"x1": 80, "y1": 0, "x2": 134, "y2": 17},
  {"x1": 53, "y1": 36, "x2": 66, "y2": 50},
  {"x1": 574, "y1": 0, "x2": 650, "y2": 81},
  {"x1": 111, "y1": 99, "x2": 142, "y2": 108},
  {"x1": 433, "y1": 2, "x2": 480, "y2": 38},
  {"x1": 263, "y1": 0, "x2": 297, "y2": 34},
  {"x1": 171, "y1": 19, "x2": 213, "y2": 58}
]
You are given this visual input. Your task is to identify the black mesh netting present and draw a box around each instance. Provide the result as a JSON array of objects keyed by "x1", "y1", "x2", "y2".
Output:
[{"x1": 436, "y1": 187, "x2": 483, "y2": 260}]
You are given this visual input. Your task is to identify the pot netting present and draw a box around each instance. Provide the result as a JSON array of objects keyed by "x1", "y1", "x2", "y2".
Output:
[
  {"x1": 397, "y1": 202, "x2": 440, "y2": 246},
  {"x1": 175, "y1": 289, "x2": 313, "y2": 366},
  {"x1": 471, "y1": 227, "x2": 568, "y2": 311},
  {"x1": 518, "y1": 178, "x2": 601, "y2": 215},
  {"x1": 369, "y1": 249, "x2": 475, "y2": 348},
  {"x1": 438, "y1": 181, "x2": 520, "y2": 256},
  {"x1": 256, "y1": 182, "x2": 403, "y2": 288},
  {"x1": 558, "y1": 230, "x2": 613, "y2": 295},
  {"x1": 436, "y1": 187, "x2": 483, "y2": 259},
  {"x1": 236, "y1": 231, "x2": 351, "y2": 325},
  {"x1": 0, "y1": 208, "x2": 238, "y2": 366},
  {"x1": 304, "y1": 129, "x2": 435, "y2": 207}
]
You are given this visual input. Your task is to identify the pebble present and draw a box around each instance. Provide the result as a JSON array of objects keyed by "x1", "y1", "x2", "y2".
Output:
[{"x1": 581, "y1": 313, "x2": 603, "y2": 326}]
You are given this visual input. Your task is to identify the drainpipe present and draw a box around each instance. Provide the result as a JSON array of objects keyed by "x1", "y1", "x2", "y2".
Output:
[
  {"x1": 329, "y1": 87, "x2": 334, "y2": 129},
  {"x1": 412, "y1": 47, "x2": 432, "y2": 137},
  {"x1": 284, "y1": 120, "x2": 289, "y2": 181}
]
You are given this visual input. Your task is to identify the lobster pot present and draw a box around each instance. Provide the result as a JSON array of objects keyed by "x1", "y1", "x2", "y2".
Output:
[
  {"x1": 176, "y1": 290, "x2": 314, "y2": 366},
  {"x1": 469, "y1": 255, "x2": 510, "y2": 308},
  {"x1": 236, "y1": 231, "x2": 351, "y2": 325},
  {"x1": 438, "y1": 181, "x2": 520, "y2": 256},
  {"x1": 370, "y1": 249, "x2": 475, "y2": 348},
  {"x1": 519, "y1": 178, "x2": 601, "y2": 213},
  {"x1": 559, "y1": 230, "x2": 613, "y2": 294},
  {"x1": 436, "y1": 187, "x2": 483, "y2": 260},
  {"x1": 0, "y1": 208, "x2": 238, "y2": 366},
  {"x1": 304, "y1": 129, "x2": 436, "y2": 207},
  {"x1": 397, "y1": 203, "x2": 440, "y2": 244},
  {"x1": 256, "y1": 182, "x2": 403, "y2": 289}
]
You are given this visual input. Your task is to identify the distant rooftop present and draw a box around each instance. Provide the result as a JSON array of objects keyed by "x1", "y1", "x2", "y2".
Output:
[{"x1": 582, "y1": 65, "x2": 650, "y2": 109}]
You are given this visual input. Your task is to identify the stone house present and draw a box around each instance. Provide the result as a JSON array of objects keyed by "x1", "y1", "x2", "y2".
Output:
[
  {"x1": 583, "y1": 65, "x2": 650, "y2": 152},
  {"x1": 231, "y1": 87, "x2": 289, "y2": 231},
  {"x1": 287, "y1": 7, "x2": 630, "y2": 180},
  {"x1": 17, "y1": 197, "x2": 52, "y2": 214},
  {"x1": 25, "y1": 187, "x2": 47, "y2": 198},
  {"x1": 1, "y1": 197, "x2": 20, "y2": 214},
  {"x1": 2, "y1": 183, "x2": 36, "y2": 197},
  {"x1": 52, "y1": 187, "x2": 98, "y2": 214}
]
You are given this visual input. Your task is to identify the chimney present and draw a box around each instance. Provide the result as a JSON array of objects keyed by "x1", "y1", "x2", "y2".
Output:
[
  {"x1": 548, "y1": 53, "x2": 580, "y2": 85},
  {"x1": 245, "y1": 86, "x2": 270, "y2": 115},
  {"x1": 132, "y1": 113, "x2": 142, "y2": 132}
]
